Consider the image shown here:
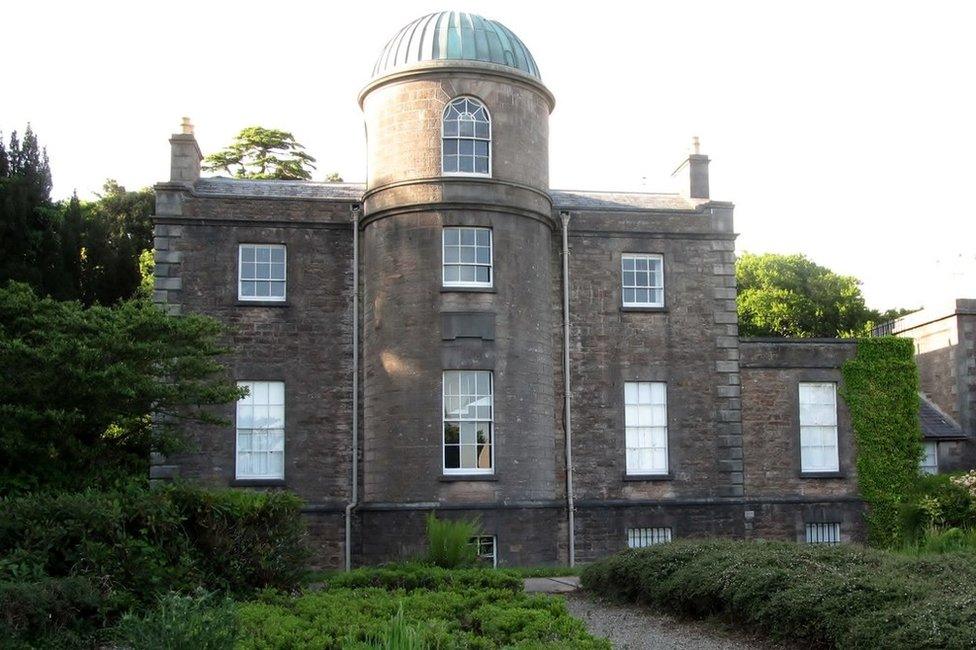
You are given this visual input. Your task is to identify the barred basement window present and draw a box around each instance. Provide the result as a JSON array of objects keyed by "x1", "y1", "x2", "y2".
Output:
[
  {"x1": 621, "y1": 254, "x2": 664, "y2": 307},
  {"x1": 920, "y1": 441, "x2": 938, "y2": 475},
  {"x1": 443, "y1": 370, "x2": 493, "y2": 474},
  {"x1": 236, "y1": 381, "x2": 285, "y2": 479},
  {"x1": 471, "y1": 535, "x2": 497, "y2": 567},
  {"x1": 443, "y1": 227, "x2": 492, "y2": 287},
  {"x1": 799, "y1": 382, "x2": 839, "y2": 473},
  {"x1": 624, "y1": 381, "x2": 669, "y2": 475},
  {"x1": 805, "y1": 522, "x2": 841, "y2": 545},
  {"x1": 239, "y1": 244, "x2": 286, "y2": 301},
  {"x1": 627, "y1": 527, "x2": 672, "y2": 548},
  {"x1": 442, "y1": 97, "x2": 491, "y2": 176}
]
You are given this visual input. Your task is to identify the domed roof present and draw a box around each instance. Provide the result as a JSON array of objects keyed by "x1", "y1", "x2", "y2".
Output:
[{"x1": 372, "y1": 12, "x2": 541, "y2": 81}]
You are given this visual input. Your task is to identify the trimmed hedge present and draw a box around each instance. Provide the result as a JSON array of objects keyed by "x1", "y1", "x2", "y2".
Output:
[
  {"x1": 0, "y1": 483, "x2": 307, "y2": 646},
  {"x1": 323, "y1": 563, "x2": 523, "y2": 592},
  {"x1": 238, "y1": 585, "x2": 608, "y2": 649},
  {"x1": 581, "y1": 540, "x2": 976, "y2": 649}
]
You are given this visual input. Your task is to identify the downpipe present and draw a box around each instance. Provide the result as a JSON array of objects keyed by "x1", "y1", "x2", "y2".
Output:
[
  {"x1": 560, "y1": 211, "x2": 576, "y2": 567},
  {"x1": 345, "y1": 204, "x2": 361, "y2": 571}
]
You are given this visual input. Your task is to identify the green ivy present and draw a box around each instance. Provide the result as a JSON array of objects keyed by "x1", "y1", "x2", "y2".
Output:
[{"x1": 840, "y1": 337, "x2": 922, "y2": 546}]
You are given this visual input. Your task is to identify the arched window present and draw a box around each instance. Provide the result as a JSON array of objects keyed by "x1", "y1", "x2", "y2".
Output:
[{"x1": 442, "y1": 97, "x2": 490, "y2": 176}]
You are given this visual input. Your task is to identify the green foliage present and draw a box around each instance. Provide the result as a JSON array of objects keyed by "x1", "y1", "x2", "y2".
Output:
[
  {"x1": 112, "y1": 590, "x2": 237, "y2": 650},
  {"x1": 425, "y1": 514, "x2": 481, "y2": 568},
  {"x1": 1, "y1": 124, "x2": 153, "y2": 305},
  {"x1": 736, "y1": 252, "x2": 913, "y2": 337},
  {"x1": 581, "y1": 540, "x2": 976, "y2": 649},
  {"x1": 0, "y1": 282, "x2": 242, "y2": 493},
  {"x1": 900, "y1": 472, "x2": 976, "y2": 540},
  {"x1": 237, "y1": 584, "x2": 608, "y2": 649},
  {"x1": 840, "y1": 337, "x2": 921, "y2": 546},
  {"x1": 0, "y1": 484, "x2": 307, "y2": 647},
  {"x1": 204, "y1": 126, "x2": 317, "y2": 180},
  {"x1": 0, "y1": 576, "x2": 101, "y2": 647},
  {"x1": 325, "y1": 171, "x2": 344, "y2": 182},
  {"x1": 899, "y1": 527, "x2": 976, "y2": 555},
  {"x1": 323, "y1": 563, "x2": 521, "y2": 592},
  {"x1": 77, "y1": 180, "x2": 155, "y2": 305}
]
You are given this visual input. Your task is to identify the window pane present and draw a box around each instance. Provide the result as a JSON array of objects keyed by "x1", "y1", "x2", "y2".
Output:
[
  {"x1": 444, "y1": 155, "x2": 458, "y2": 172},
  {"x1": 443, "y1": 140, "x2": 458, "y2": 155},
  {"x1": 241, "y1": 281, "x2": 256, "y2": 296},
  {"x1": 459, "y1": 157, "x2": 474, "y2": 173},
  {"x1": 459, "y1": 140, "x2": 474, "y2": 155},
  {"x1": 444, "y1": 122, "x2": 458, "y2": 137},
  {"x1": 444, "y1": 445, "x2": 460, "y2": 469},
  {"x1": 475, "y1": 266, "x2": 490, "y2": 283},
  {"x1": 459, "y1": 121, "x2": 475, "y2": 137},
  {"x1": 475, "y1": 122, "x2": 489, "y2": 139}
]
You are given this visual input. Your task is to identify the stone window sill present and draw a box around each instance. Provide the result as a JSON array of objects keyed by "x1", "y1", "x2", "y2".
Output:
[
  {"x1": 622, "y1": 473, "x2": 674, "y2": 482},
  {"x1": 440, "y1": 287, "x2": 497, "y2": 294},
  {"x1": 799, "y1": 471, "x2": 845, "y2": 479},
  {"x1": 439, "y1": 474, "x2": 498, "y2": 482},
  {"x1": 236, "y1": 300, "x2": 290, "y2": 308},
  {"x1": 231, "y1": 478, "x2": 287, "y2": 487},
  {"x1": 620, "y1": 306, "x2": 668, "y2": 313}
]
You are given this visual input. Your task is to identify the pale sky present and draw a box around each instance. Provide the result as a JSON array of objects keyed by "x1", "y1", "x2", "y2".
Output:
[{"x1": 6, "y1": 0, "x2": 975, "y2": 310}]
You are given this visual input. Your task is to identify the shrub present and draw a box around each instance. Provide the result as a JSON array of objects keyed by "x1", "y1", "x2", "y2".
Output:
[
  {"x1": 0, "y1": 483, "x2": 306, "y2": 646},
  {"x1": 425, "y1": 513, "x2": 480, "y2": 568},
  {"x1": 112, "y1": 589, "x2": 237, "y2": 650},
  {"x1": 582, "y1": 540, "x2": 976, "y2": 649},
  {"x1": 0, "y1": 576, "x2": 101, "y2": 647},
  {"x1": 237, "y1": 585, "x2": 609, "y2": 649}
]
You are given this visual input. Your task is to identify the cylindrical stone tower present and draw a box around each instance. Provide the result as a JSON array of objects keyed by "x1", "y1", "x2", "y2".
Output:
[{"x1": 358, "y1": 12, "x2": 559, "y2": 564}]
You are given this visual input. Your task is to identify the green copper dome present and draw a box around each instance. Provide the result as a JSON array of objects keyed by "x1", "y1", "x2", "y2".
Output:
[{"x1": 372, "y1": 12, "x2": 541, "y2": 80}]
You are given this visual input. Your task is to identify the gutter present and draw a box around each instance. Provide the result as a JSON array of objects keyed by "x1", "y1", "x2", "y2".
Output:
[
  {"x1": 559, "y1": 210, "x2": 576, "y2": 567},
  {"x1": 345, "y1": 204, "x2": 361, "y2": 571}
]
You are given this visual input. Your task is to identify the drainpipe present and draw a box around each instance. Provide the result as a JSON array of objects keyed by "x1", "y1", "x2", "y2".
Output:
[
  {"x1": 560, "y1": 210, "x2": 575, "y2": 567},
  {"x1": 345, "y1": 204, "x2": 361, "y2": 571}
]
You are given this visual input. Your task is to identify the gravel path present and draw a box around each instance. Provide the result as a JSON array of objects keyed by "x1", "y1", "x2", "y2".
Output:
[{"x1": 563, "y1": 592, "x2": 782, "y2": 650}]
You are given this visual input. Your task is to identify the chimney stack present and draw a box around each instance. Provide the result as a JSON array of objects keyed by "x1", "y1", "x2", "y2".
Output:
[
  {"x1": 169, "y1": 117, "x2": 202, "y2": 184},
  {"x1": 671, "y1": 136, "x2": 710, "y2": 199}
]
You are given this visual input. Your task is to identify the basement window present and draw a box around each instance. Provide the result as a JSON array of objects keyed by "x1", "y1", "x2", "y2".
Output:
[
  {"x1": 627, "y1": 527, "x2": 672, "y2": 548},
  {"x1": 471, "y1": 535, "x2": 497, "y2": 567},
  {"x1": 805, "y1": 522, "x2": 841, "y2": 545},
  {"x1": 239, "y1": 244, "x2": 286, "y2": 301}
]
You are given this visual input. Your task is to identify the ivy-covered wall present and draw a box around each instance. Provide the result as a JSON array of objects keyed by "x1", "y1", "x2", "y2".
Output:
[{"x1": 840, "y1": 337, "x2": 922, "y2": 546}]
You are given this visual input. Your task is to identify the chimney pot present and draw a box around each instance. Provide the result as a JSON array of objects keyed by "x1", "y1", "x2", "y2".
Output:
[
  {"x1": 169, "y1": 118, "x2": 202, "y2": 184},
  {"x1": 181, "y1": 117, "x2": 194, "y2": 135}
]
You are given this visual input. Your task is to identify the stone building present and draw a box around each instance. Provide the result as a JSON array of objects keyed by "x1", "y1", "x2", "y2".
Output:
[
  {"x1": 153, "y1": 12, "x2": 887, "y2": 568},
  {"x1": 877, "y1": 301, "x2": 976, "y2": 473}
]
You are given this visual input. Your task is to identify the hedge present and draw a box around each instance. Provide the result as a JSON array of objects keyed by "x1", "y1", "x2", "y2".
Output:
[
  {"x1": 238, "y1": 585, "x2": 608, "y2": 649},
  {"x1": 581, "y1": 540, "x2": 976, "y2": 649},
  {"x1": 0, "y1": 483, "x2": 307, "y2": 646},
  {"x1": 322, "y1": 562, "x2": 523, "y2": 592}
]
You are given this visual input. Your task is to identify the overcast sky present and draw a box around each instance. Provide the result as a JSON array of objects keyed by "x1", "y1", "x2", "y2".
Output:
[{"x1": 6, "y1": 0, "x2": 974, "y2": 310}]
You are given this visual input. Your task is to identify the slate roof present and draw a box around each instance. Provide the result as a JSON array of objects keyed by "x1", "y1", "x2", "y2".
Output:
[
  {"x1": 192, "y1": 177, "x2": 711, "y2": 212},
  {"x1": 919, "y1": 393, "x2": 967, "y2": 440}
]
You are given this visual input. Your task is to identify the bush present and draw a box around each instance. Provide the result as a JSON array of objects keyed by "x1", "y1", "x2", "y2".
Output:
[
  {"x1": 581, "y1": 540, "x2": 976, "y2": 649},
  {"x1": 425, "y1": 513, "x2": 481, "y2": 568},
  {"x1": 112, "y1": 590, "x2": 237, "y2": 650},
  {"x1": 325, "y1": 563, "x2": 522, "y2": 592},
  {"x1": 0, "y1": 483, "x2": 306, "y2": 646},
  {"x1": 0, "y1": 576, "x2": 101, "y2": 647},
  {"x1": 237, "y1": 585, "x2": 609, "y2": 649}
]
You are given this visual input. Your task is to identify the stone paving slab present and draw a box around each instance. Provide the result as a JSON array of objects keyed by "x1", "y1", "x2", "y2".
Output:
[{"x1": 523, "y1": 576, "x2": 581, "y2": 593}]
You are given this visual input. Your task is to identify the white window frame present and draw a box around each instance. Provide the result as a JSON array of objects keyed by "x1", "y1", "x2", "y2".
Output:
[
  {"x1": 238, "y1": 244, "x2": 286, "y2": 302},
  {"x1": 441, "y1": 96, "x2": 491, "y2": 177},
  {"x1": 805, "y1": 522, "x2": 841, "y2": 545},
  {"x1": 624, "y1": 381, "x2": 669, "y2": 476},
  {"x1": 235, "y1": 380, "x2": 285, "y2": 480},
  {"x1": 471, "y1": 535, "x2": 497, "y2": 567},
  {"x1": 621, "y1": 254, "x2": 664, "y2": 308},
  {"x1": 799, "y1": 382, "x2": 840, "y2": 473},
  {"x1": 920, "y1": 441, "x2": 938, "y2": 475},
  {"x1": 442, "y1": 227, "x2": 493, "y2": 288},
  {"x1": 627, "y1": 527, "x2": 672, "y2": 548},
  {"x1": 442, "y1": 370, "x2": 494, "y2": 475}
]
